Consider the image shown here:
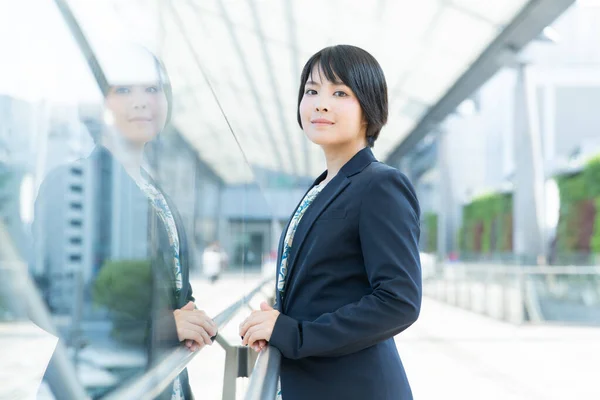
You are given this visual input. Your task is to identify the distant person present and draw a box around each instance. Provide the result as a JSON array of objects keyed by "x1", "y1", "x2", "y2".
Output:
[
  {"x1": 203, "y1": 241, "x2": 223, "y2": 283},
  {"x1": 261, "y1": 250, "x2": 278, "y2": 279},
  {"x1": 34, "y1": 45, "x2": 214, "y2": 400},
  {"x1": 239, "y1": 45, "x2": 422, "y2": 400}
]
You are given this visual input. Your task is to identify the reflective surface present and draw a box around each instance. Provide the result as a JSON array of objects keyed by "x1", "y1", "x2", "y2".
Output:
[{"x1": 0, "y1": 1, "x2": 273, "y2": 398}]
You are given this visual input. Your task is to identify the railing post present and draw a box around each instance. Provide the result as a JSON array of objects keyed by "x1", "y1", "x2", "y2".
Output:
[
  {"x1": 466, "y1": 269, "x2": 472, "y2": 311},
  {"x1": 518, "y1": 269, "x2": 527, "y2": 324},
  {"x1": 223, "y1": 346, "x2": 238, "y2": 400},
  {"x1": 247, "y1": 347, "x2": 259, "y2": 377},
  {"x1": 484, "y1": 267, "x2": 491, "y2": 317}
]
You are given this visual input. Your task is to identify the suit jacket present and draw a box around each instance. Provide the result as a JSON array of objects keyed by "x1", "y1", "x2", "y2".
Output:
[
  {"x1": 34, "y1": 146, "x2": 195, "y2": 399},
  {"x1": 269, "y1": 147, "x2": 422, "y2": 400}
]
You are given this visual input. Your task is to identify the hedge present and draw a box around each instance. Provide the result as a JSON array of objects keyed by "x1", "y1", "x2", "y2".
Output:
[
  {"x1": 457, "y1": 155, "x2": 600, "y2": 261},
  {"x1": 592, "y1": 197, "x2": 600, "y2": 254},
  {"x1": 459, "y1": 192, "x2": 513, "y2": 254},
  {"x1": 556, "y1": 155, "x2": 600, "y2": 258},
  {"x1": 424, "y1": 213, "x2": 438, "y2": 252},
  {"x1": 92, "y1": 259, "x2": 152, "y2": 344}
]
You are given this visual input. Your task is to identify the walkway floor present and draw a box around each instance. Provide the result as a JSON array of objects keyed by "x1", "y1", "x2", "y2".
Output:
[
  {"x1": 397, "y1": 297, "x2": 600, "y2": 400},
  {"x1": 188, "y1": 273, "x2": 600, "y2": 400},
  {"x1": 3, "y1": 273, "x2": 597, "y2": 399}
]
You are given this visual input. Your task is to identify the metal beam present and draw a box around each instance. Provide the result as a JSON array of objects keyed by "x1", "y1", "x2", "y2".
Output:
[
  {"x1": 385, "y1": 0, "x2": 576, "y2": 163},
  {"x1": 284, "y1": 0, "x2": 312, "y2": 178},
  {"x1": 183, "y1": 0, "x2": 288, "y2": 175},
  {"x1": 53, "y1": 0, "x2": 109, "y2": 95},
  {"x1": 247, "y1": 0, "x2": 298, "y2": 176}
]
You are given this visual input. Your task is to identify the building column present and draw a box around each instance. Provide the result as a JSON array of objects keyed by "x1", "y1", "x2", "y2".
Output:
[
  {"x1": 437, "y1": 131, "x2": 460, "y2": 261},
  {"x1": 513, "y1": 64, "x2": 547, "y2": 264}
]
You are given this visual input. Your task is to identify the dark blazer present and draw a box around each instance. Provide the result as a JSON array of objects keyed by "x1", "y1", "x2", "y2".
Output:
[
  {"x1": 269, "y1": 147, "x2": 422, "y2": 400},
  {"x1": 34, "y1": 146, "x2": 195, "y2": 399}
]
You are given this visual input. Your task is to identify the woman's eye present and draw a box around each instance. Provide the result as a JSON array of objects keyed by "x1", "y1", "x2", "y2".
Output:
[
  {"x1": 146, "y1": 86, "x2": 160, "y2": 93},
  {"x1": 305, "y1": 89, "x2": 317, "y2": 95},
  {"x1": 333, "y1": 91, "x2": 348, "y2": 97},
  {"x1": 114, "y1": 86, "x2": 130, "y2": 94}
]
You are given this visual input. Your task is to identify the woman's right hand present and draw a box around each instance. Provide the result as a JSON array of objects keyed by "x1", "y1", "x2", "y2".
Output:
[{"x1": 174, "y1": 301, "x2": 218, "y2": 351}]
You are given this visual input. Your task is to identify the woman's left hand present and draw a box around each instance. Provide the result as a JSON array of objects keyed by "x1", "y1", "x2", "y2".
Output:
[{"x1": 239, "y1": 302, "x2": 280, "y2": 351}]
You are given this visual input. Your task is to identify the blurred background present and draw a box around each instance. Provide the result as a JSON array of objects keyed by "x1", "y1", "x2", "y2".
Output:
[{"x1": 0, "y1": 0, "x2": 599, "y2": 399}]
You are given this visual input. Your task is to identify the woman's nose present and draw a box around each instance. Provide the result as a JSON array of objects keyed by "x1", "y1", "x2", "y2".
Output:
[
  {"x1": 132, "y1": 99, "x2": 148, "y2": 109},
  {"x1": 131, "y1": 92, "x2": 149, "y2": 109}
]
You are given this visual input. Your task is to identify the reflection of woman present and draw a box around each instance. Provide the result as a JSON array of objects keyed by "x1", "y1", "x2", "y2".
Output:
[
  {"x1": 239, "y1": 45, "x2": 422, "y2": 400},
  {"x1": 35, "y1": 47, "x2": 214, "y2": 400}
]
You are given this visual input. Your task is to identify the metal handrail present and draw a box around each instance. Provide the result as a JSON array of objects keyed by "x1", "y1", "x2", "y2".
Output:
[
  {"x1": 440, "y1": 264, "x2": 600, "y2": 275},
  {"x1": 104, "y1": 276, "x2": 274, "y2": 400},
  {"x1": 244, "y1": 345, "x2": 281, "y2": 400}
]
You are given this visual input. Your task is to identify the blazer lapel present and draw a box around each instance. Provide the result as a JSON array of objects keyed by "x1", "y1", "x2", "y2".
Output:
[
  {"x1": 274, "y1": 177, "x2": 322, "y2": 309},
  {"x1": 282, "y1": 174, "x2": 351, "y2": 304},
  {"x1": 276, "y1": 171, "x2": 327, "y2": 266}
]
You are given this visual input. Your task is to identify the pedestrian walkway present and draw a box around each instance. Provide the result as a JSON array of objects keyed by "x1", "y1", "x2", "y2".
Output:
[
  {"x1": 397, "y1": 298, "x2": 600, "y2": 400},
  {"x1": 186, "y1": 273, "x2": 268, "y2": 400},
  {"x1": 189, "y1": 274, "x2": 600, "y2": 399}
]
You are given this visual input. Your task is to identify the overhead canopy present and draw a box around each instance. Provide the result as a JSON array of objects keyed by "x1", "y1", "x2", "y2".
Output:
[{"x1": 6, "y1": 0, "x2": 533, "y2": 183}]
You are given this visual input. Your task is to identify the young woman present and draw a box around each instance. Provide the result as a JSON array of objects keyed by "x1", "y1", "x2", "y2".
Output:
[
  {"x1": 35, "y1": 46, "x2": 215, "y2": 400},
  {"x1": 239, "y1": 45, "x2": 422, "y2": 399}
]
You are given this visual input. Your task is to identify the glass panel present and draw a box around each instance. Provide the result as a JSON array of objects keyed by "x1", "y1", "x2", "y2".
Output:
[
  {"x1": 1, "y1": 1, "x2": 273, "y2": 398},
  {"x1": 531, "y1": 272, "x2": 600, "y2": 323}
]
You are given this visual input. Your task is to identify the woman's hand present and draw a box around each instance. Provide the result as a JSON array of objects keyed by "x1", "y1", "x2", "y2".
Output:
[
  {"x1": 239, "y1": 302, "x2": 280, "y2": 352},
  {"x1": 174, "y1": 301, "x2": 218, "y2": 352}
]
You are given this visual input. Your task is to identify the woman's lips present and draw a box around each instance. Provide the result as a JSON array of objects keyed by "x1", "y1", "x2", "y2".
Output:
[{"x1": 311, "y1": 118, "x2": 334, "y2": 125}]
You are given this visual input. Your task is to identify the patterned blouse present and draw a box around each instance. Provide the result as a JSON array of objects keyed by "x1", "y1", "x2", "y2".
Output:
[
  {"x1": 133, "y1": 174, "x2": 185, "y2": 400},
  {"x1": 277, "y1": 183, "x2": 325, "y2": 296}
]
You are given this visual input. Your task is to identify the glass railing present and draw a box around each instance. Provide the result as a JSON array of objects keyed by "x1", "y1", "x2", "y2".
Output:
[
  {"x1": 424, "y1": 262, "x2": 600, "y2": 325},
  {"x1": 104, "y1": 277, "x2": 276, "y2": 400}
]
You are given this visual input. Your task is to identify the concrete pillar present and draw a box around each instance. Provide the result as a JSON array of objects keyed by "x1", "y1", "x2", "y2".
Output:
[
  {"x1": 513, "y1": 64, "x2": 547, "y2": 264},
  {"x1": 437, "y1": 131, "x2": 460, "y2": 261}
]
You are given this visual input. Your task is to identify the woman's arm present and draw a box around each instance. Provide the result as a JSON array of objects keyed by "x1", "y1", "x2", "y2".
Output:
[{"x1": 269, "y1": 168, "x2": 422, "y2": 360}]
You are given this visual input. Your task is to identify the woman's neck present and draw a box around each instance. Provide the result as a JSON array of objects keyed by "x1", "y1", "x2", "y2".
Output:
[
  {"x1": 101, "y1": 133, "x2": 145, "y2": 180},
  {"x1": 321, "y1": 140, "x2": 367, "y2": 185}
]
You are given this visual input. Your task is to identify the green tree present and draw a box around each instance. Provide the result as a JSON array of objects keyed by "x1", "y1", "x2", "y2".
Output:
[
  {"x1": 92, "y1": 259, "x2": 152, "y2": 344},
  {"x1": 424, "y1": 213, "x2": 438, "y2": 253}
]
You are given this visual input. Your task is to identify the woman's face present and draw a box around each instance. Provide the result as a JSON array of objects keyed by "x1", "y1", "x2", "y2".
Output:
[
  {"x1": 104, "y1": 83, "x2": 167, "y2": 145},
  {"x1": 299, "y1": 65, "x2": 366, "y2": 150}
]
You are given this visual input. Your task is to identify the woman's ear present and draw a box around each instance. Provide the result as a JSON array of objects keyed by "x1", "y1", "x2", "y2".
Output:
[{"x1": 361, "y1": 112, "x2": 368, "y2": 126}]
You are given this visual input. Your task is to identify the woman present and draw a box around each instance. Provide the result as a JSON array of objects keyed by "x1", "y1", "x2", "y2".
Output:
[
  {"x1": 35, "y1": 46, "x2": 215, "y2": 400},
  {"x1": 239, "y1": 45, "x2": 422, "y2": 400}
]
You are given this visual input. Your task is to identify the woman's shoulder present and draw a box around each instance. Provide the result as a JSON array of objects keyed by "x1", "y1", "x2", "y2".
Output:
[
  {"x1": 359, "y1": 162, "x2": 419, "y2": 213},
  {"x1": 363, "y1": 162, "x2": 412, "y2": 188}
]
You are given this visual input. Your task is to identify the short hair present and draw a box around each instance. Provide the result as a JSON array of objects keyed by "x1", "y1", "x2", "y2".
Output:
[{"x1": 297, "y1": 45, "x2": 388, "y2": 147}]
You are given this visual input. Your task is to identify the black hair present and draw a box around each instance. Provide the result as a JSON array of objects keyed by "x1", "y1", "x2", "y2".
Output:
[
  {"x1": 153, "y1": 55, "x2": 173, "y2": 126},
  {"x1": 297, "y1": 45, "x2": 388, "y2": 147}
]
